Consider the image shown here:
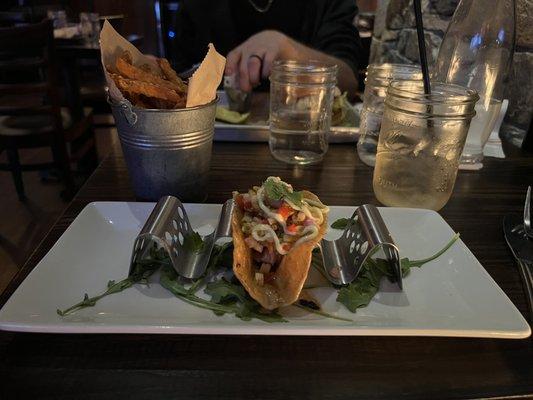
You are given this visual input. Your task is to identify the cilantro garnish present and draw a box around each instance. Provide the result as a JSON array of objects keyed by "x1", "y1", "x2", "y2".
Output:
[
  {"x1": 263, "y1": 177, "x2": 304, "y2": 208},
  {"x1": 331, "y1": 218, "x2": 350, "y2": 230}
]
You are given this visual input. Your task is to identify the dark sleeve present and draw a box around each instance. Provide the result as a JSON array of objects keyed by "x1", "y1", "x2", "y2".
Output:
[
  {"x1": 171, "y1": 0, "x2": 236, "y2": 74},
  {"x1": 171, "y1": 1, "x2": 206, "y2": 73},
  {"x1": 309, "y1": 0, "x2": 362, "y2": 75}
]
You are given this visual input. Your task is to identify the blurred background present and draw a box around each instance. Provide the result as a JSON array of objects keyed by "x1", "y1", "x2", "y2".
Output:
[{"x1": 3, "y1": 0, "x2": 529, "y2": 138}]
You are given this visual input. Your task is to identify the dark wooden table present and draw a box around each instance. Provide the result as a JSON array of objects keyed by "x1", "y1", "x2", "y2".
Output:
[{"x1": 1, "y1": 141, "x2": 532, "y2": 399}]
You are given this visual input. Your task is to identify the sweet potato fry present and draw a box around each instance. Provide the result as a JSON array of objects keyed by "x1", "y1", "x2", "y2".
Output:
[
  {"x1": 157, "y1": 58, "x2": 188, "y2": 93},
  {"x1": 139, "y1": 63, "x2": 158, "y2": 75},
  {"x1": 115, "y1": 56, "x2": 185, "y2": 94},
  {"x1": 108, "y1": 49, "x2": 189, "y2": 109},
  {"x1": 110, "y1": 73, "x2": 182, "y2": 104}
]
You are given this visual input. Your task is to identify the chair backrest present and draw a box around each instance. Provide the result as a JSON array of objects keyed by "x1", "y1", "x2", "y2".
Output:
[{"x1": 0, "y1": 19, "x2": 63, "y2": 132}]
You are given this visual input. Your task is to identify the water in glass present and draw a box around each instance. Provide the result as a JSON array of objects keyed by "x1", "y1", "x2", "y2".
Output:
[{"x1": 269, "y1": 61, "x2": 337, "y2": 165}]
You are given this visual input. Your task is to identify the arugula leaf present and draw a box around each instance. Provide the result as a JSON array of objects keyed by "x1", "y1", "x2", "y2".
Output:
[
  {"x1": 187, "y1": 242, "x2": 233, "y2": 295},
  {"x1": 408, "y1": 233, "x2": 460, "y2": 268},
  {"x1": 263, "y1": 177, "x2": 304, "y2": 208},
  {"x1": 331, "y1": 218, "x2": 350, "y2": 230},
  {"x1": 208, "y1": 242, "x2": 233, "y2": 271},
  {"x1": 205, "y1": 279, "x2": 286, "y2": 323},
  {"x1": 183, "y1": 231, "x2": 205, "y2": 254},
  {"x1": 205, "y1": 279, "x2": 247, "y2": 303},
  {"x1": 159, "y1": 266, "x2": 286, "y2": 323},
  {"x1": 56, "y1": 259, "x2": 160, "y2": 316},
  {"x1": 294, "y1": 302, "x2": 353, "y2": 322},
  {"x1": 337, "y1": 270, "x2": 381, "y2": 312},
  {"x1": 335, "y1": 234, "x2": 460, "y2": 313}
]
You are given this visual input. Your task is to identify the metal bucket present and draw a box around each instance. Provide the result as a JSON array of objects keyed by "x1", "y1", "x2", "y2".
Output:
[{"x1": 109, "y1": 97, "x2": 217, "y2": 202}]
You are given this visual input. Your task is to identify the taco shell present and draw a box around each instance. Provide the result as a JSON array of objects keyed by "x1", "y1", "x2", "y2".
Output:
[{"x1": 231, "y1": 191, "x2": 328, "y2": 310}]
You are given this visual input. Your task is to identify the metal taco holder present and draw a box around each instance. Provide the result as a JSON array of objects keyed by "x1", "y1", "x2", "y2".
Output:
[
  {"x1": 129, "y1": 198, "x2": 401, "y2": 289},
  {"x1": 319, "y1": 204, "x2": 402, "y2": 288},
  {"x1": 129, "y1": 196, "x2": 234, "y2": 279}
]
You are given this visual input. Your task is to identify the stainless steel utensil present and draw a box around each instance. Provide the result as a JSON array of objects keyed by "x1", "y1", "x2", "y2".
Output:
[
  {"x1": 319, "y1": 204, "x2": 402, "y2": 288},
  {"x1": 523, "y1": 186, "x2": 533, "y2": 239},
  {"x1": 503, "y1": 214, "x2": 533, "y2": 322},
  {"x1": 129, "y1": 196, "x2": 234, "y2": 279}
]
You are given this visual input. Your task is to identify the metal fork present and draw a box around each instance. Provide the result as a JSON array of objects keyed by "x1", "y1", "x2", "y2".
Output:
[{"x1": 524, "y1": 186, "x2": 533, "y2": 239}]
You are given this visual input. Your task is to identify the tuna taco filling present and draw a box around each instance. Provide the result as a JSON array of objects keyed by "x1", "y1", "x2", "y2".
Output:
[{"x1": 233, "y1": 177, "x2": 329, "y2": 287}]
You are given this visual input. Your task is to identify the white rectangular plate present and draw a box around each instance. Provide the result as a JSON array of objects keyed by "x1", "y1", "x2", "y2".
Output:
[{"x1": 0, "y1": 202, "x2": 530, "y2": 338}]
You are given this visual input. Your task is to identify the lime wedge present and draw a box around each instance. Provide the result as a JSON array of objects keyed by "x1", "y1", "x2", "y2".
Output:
[{"x1": 215, "y1": 106, "x2": 250, "y2": 124}]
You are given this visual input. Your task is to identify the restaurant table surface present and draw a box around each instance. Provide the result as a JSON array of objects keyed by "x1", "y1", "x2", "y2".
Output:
[{"x1": 1, "y1": 140, "x2": 532, "y2": 399}]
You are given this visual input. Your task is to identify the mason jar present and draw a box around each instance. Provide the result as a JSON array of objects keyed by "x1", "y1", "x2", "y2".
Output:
[
  {"x1": 357, "y1": 63, "x2": 422, "y2": 167},
  {"x1": 269, "y1": 60, "x2": 337, "y2": 165},
  {"x1": 373, "y1": 80, "x2": 479, "y2": 211}
]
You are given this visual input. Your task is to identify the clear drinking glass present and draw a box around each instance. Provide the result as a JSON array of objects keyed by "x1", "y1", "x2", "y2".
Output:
[
  {"x1": 373, "y1": 80, "x2": 479, "y2": 211},
  {"x1": 269, "y1": 60, "x2": 337, "y2": 165},
  {"x1": 357, "y1": 63, "x2": 422, "y2": 167},
  {"x1": 433, "y1": 0, "x2": 515, "y2": 164},
  {"x1": 47, "y1": 10, "x2": 67, "y2": 29},
  {"x1": 80, "y1": 12, "x2": 100, "y2": 45}
]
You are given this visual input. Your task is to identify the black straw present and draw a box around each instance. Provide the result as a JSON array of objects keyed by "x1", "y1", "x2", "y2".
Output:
[{"x1": 413, "y1": 0, "x2": 431, "y2": 95}]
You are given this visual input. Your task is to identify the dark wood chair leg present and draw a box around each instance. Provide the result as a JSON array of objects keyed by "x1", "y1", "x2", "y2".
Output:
[
  {"x1": 6, "y1": 147, "x2": 26, "y2": 201},
  {"x1": 51, "y1": 139, "x2": 76, "y2": 200}
]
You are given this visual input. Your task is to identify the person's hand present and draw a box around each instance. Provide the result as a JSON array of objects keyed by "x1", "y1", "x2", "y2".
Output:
[{"x1": 225, "y1": 30, "x2": 293, "y2": 92}]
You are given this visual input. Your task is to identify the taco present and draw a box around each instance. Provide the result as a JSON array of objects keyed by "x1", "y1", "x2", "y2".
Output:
[{"x1": 231, "y1": 177, "x2": 329, "y2": 310}]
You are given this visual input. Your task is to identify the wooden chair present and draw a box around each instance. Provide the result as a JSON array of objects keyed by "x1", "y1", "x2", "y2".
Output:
[{"x1": 0, "y1": 19, "x2": 95, "y2": 201}]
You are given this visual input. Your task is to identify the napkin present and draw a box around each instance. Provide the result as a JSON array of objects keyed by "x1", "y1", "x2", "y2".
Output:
[
  {"x1": 99, "y1": 20, "x2": 225, "y2": 108},
  {"x1": 54, "y1": 25, "x2": 80, "y2": 39}
]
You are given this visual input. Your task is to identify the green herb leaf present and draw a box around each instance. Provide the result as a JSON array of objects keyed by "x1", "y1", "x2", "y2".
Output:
[
  {"x1": 56, "y1": 276, "x2": 137, "y2": 316},
  {"x1": 187, "y1": 242, "x2": 233, "y2": 295},
  {"x1": 205, "y1": 279, "x2": 248, "y2": 304},
  {"x1": 263, "y1": 177, "x2": 285, "y2": 200},
  {"x1": 57, "y1": 254, "x2": 162, "y2": 316},
  {"x1": 409, "y1": 233, "x2": 460, "y2": 268},
  {"x1": 183, "y1": 231, "x2": 205, "y2": 254},
  {"x1": 160, "y1": 265, "x2": 286, "y2": 323},
  {"x1": 205, "y1": 279, "x2": 286, "y2": 323},
  {"x1": 263, "y1": 177, "x2": 304, "y2": 208},
  {"x1": 284, "y1": 191, "x2": 304, "y2": 208},
  {"x1": 331, "y1": 218, "x2": 350, "y2": 230},
  {"x1": 335, "y1": 233, "x2": 460, "y2": 313},
  {"x1": 337, "y1": 269, "x2": 381, "y2": 312}
]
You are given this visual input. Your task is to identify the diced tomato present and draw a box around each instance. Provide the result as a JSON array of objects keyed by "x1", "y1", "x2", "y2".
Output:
[
  {"x1": 277, "y1": 202, "x2": 294, "y2": 220},
  {"x1": 286, "y1": 224, "x2": 298, "y2": 233},
  {"x1": 235, "y1": 194, "x2": 245, "y2": 210},
  {"x1": 236, "y1": 194, "x2": 253, "y2": 211}
]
